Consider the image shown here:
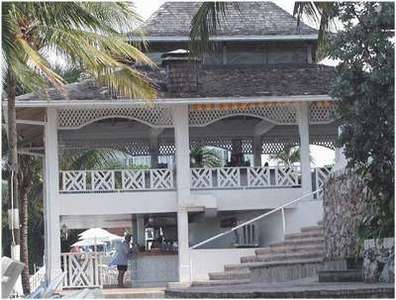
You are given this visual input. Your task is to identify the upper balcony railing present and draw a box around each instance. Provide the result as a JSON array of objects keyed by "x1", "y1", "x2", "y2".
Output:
[{"x1": 60, "y1": 166, "x2": 332, "y2": 194}]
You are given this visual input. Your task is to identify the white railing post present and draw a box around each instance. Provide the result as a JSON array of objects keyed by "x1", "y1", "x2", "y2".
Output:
[{"x1": 281, "y1": 207, "x2": 286, "y2": 239}]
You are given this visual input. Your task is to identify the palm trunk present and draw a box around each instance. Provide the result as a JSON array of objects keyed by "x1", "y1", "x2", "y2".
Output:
[
  {"x1": 7, "y1": 69, "x2": 20, "y2": 245},
  {"x1": 7, "y1": 69, "x2": 30, "y2": 293},
  {"x1": 19, "y1": 175, "x2": 31, "y2": 295}
]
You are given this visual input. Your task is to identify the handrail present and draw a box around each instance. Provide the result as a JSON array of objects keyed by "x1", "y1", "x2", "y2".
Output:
[{"x1": 190, "y1": 188, "x2": 323, "y2": 249}]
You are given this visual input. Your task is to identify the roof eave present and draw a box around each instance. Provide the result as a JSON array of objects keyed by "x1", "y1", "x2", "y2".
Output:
[
  {"x1": 9, "y1": 94, "x2": 334, "y2": 108},
  {"x1": 129, "y1": 34, "x2": 318, "y2": 43}
]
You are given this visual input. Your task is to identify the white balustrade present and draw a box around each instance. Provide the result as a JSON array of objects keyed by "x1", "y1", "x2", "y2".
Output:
[
  {"x1": 61, "y1": 171, "x2": 86, "y2": 192},
  {"x1": 60, "y1": 166, "x2": 324, "y2": 193},
  {"x1": 191, "y1": 168, "x2": 213, "y2": 189},
  {"x1": 247, "y1": 167, "x2": 270, "y2": 187},
  {"x1": 149, "y1": 169, "x2": 174, "y2": 189},
  {"x1": 60, "y1": 168, "x2": 175, "y2": 193},
  {"x1": 92, "y1": 170, "x2": 115, "y2": 192},
  {"x1": 275, "y1": 167, "x2": 299, "y2": 186},
  {"x1": 122, "y1": 170, "x2": 146, "y2": 190},
  {"x1": 313, "y1": 166, "x2": 333, "y2": 198},
  {"x1": 217, "y1": 167, "x2": 241, "y2": 188},
  {"x1": 62, "y1": 252, "x2": 102, "y2": 289}
]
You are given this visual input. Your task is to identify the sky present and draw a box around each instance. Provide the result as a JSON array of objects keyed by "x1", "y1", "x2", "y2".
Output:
[{"x1": 132, "y1": 0, "x2": 336, "y2": 166}]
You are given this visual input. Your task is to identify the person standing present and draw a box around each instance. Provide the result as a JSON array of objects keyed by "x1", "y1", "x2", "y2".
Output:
[{"x1": 110, "y1": 233, "x2": 133, "y2": 288}]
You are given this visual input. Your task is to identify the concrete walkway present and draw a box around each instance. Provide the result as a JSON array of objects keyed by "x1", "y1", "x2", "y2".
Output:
[
  {"x1": 102, "y1": 287, "x2": 165, "y2": 298},
  {"x1": 166, "y1": 277, "x2": 394, "y2": 298}
]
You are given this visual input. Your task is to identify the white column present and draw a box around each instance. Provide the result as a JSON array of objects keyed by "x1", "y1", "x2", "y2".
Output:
[
  {"x1": 43, "y1": 108, "x2": 61, "y2": 283},
  {"x1": 136, "y1": 215, "x2": 145, "y2": 248},
  {"x1": 172, "y1": 104, "x2": 191, "y2": 282},
  {"x1": 253, "y1": 136, "x2": 262, "y2": 167},
  {"x1": 295, "y1": 103, "x2": 313, "y2": 195}
]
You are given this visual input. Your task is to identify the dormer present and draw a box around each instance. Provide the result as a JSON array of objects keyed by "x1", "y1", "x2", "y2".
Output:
[{"x1": 130, "y1": 2, "x2": 318, "y2": 65}]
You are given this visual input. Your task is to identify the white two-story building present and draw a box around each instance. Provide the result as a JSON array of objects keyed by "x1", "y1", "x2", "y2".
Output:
[{"x1": 10, "y1": 2, "x2": 342, "y2": 289}]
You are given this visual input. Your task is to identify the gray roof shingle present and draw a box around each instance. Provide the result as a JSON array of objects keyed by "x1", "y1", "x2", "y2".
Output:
[
  {"x1": 16, "y1": 64, "x2": 335, "y2": 102},
  {"x1": 137, "y1": 2, "x2": 317, "y2": 39}
]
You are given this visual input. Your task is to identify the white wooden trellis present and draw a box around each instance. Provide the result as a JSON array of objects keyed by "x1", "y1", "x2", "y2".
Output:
[
  {"x1": 314, "y1": 167, "x2": 333, "y2": 198},
  {"x1": 62, "y1": 253, "x2": 102, "y2": 289},
  {"x1": 122, "y1": 170, "x2": 146, "y2": 190},
  {"x1": 217, "y1": 167, "x2": 241, "y2": 188},
  {"x1": 275, "y1": 167, "x2": 299, "y2": 186},
  {"x1": 92, "y1": 171, "x2": 115, "y2": 191},
  {"x1": 247, "y1": 167, "x2": 271, "y2": 187},
  {"x1": 149, "y1": 169, "x2": 174, "y2": 189},
  {"x1": 61, "y1": 171, "x2": 86, "y2": 192},
  {"x1": 191, "y1": 168, "x2": 213, "y2": 189}
]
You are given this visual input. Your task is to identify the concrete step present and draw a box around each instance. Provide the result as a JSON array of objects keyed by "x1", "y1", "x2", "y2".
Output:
[
  {"x1": 240, "y1": 250, "x2": 324, "y2": 264},
  {"x1": 208, "y1": 270, "x2": 251, "y2": 281},
  {"x1": 319, "y1": 270, "x2": 363, "y2": 282},
  {"x1": 300, "y1": 225, "x2": 323, "y2": 233},
  {"x1": 270, "y1": 237, "x2": 324, "y2": 248},
  {"x1": 224, "y1": 257, "x2": 323, "y2": 272},
  {"x1": 191, "y1": 279, "x2": 250, "y2": 287},
  {"x1": 285, "y1": 231, "x2": 323, "y2": 240},
  {"x1": 255, "y1": 244, "x2": 324, "y2": 256},
  {"x1": 255, "y1": 251, "x2": 324, "y2": 263}
]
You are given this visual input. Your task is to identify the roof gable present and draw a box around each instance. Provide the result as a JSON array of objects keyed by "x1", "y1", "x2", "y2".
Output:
[{"x1": 137, "y1": 2, "x2": 317, "y2": 39}]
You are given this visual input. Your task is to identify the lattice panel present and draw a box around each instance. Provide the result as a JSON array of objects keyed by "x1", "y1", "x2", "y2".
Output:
[
  {"x1": 275, "y1": 167, "x2": 299, "y2": 186},
  {"x1": 247, "y1": 167, "x2": 270, "y2": 187},
  {"x1": 310, "y1": 102, "x2": 337, "y2": 123},
  {"x1": 217, "y1": 167, "x2": 241, "y2": 188},
  {"x1": 261, "y1": 136, "x2": 300, "y2": 154},
  {"x1": 92, "y1": 171, "x2": 115, "y2": 191},
  {"x1": 191, "y1": 168, "x2": 213, "y2": 189},
  {"x1": 58, "y1": 107, "x2": 173, "y2": 129},
  {"x1": 159, "y1": 144, "x2": 176, "y2": 156},
  {"x1": 190, "y1": 137, "x2": 233, "y2": 152},
  {"x1": 189, "y1": 103, "x2": 296, "y2": 127},
  {"x1": 122, "y1": 170, "x2": 146, "y2": 190},
  {"x1": 61, "y1": 171, "x2": 86, "y2": 192},
  {"x1": 311, "y1": 135, "x2": 337, "y2": 149},
  {"x1": 149, "y1": 169, "x2": 174, "y2": 189}
]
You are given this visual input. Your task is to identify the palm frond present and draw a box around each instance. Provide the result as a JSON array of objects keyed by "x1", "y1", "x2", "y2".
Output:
[{"x1": 190, "y1": 2, "x2": 238, "y2": 55}]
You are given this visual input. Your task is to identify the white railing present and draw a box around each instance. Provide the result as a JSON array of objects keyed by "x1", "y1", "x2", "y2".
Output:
[
  {"x1": 191, "y1": 188, "x2": 323, "y2": 249},
  {"x1": 60, "y1": 168, "x2": 175, "y2": 193},
  {"x1": 61, "y1": 252, "x2": 102, "y2": 289},
  {"x1": 191, "y1": 166, "x2": 300, "y2": 189},
  {"x1": 29, "y1": 265, "x2": 46, "y2": 293},
  {"x1": 60, "y1": 166, "x2": 331, "y2": 193}
]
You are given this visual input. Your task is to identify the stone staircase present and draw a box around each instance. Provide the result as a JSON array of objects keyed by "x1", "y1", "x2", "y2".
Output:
[{"x1": 193, "y1": 224, "x2": 324, "y2": 286}]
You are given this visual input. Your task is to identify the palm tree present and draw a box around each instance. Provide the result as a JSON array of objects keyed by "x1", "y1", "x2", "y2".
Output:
[
  {"x1": 190, "y1": 147, "x2": 223, "y2": 168},
  {"x1": 190, "y1": 2, "x2": 338, "y2": 59},
  {"x1": 270, "y1": 145, "x2": 314, "y2": 166},
  {"x1": 2, "y1": 2, "x2": 156, "y2": 293}
]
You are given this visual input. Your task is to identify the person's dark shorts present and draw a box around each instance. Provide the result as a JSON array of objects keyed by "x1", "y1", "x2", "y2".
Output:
[{"x1": 117, "y1": 265, "x2": 127, "y2": 271}]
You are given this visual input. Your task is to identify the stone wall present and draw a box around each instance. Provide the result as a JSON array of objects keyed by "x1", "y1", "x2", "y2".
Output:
[
  {"x1": 323, "y1": 171, "x2": 369, "y2": 260},
  {"x1": 363, "y1": 238, "x2": 394, "y2": 283}
]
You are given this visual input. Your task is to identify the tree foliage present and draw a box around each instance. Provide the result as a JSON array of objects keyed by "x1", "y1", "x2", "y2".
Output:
[{"x1": 329, "y1": 2, "x2": 394, "y2": 238}]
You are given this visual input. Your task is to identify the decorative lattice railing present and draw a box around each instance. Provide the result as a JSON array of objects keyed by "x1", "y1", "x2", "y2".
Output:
[
  {"x1": 191, "y1": 166, "x2": 301, "y2": 189},
  {"x1": 60, "y1": 167, "x2": 331, "y2": 193},
  {"x1": 60, "y1": 169, "x2": 175, "y2": 193}
]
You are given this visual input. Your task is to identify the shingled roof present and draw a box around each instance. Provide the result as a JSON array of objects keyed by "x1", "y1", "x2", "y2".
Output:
[
  {"x1": 16, "y1": 64, "x2": 335, "y2": 102},
  {"x1": 137, "y1": 2, "x2": 317, "y2": 39}
]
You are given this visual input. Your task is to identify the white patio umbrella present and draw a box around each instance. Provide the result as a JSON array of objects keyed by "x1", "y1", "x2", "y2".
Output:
[
  {"x1": 71, "y1": 239, "x2": 106, "y2": 247},
  {"x1": 78, "y1": 228, "x2": 123, "y2": 242}
]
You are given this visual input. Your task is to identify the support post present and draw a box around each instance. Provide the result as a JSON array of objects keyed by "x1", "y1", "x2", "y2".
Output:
[
  {"x1": 172, "y1": 104, "x2": 191, "y2": 283},
  {"x1": 295, "y1": 103, "x2": 313, "y2": 195},
  {"x1": 136, "y1": 215, "x2": 145, "y2": 249},
  {"x1": 253, "y1": 136, "x2": 262, "y2": 167},
  {"x1": 43, "y1": 108, "x2": 61, "y2": 284},
  {"x1": 149, "y1": 129, "x2": 162, "y2": 168}
]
